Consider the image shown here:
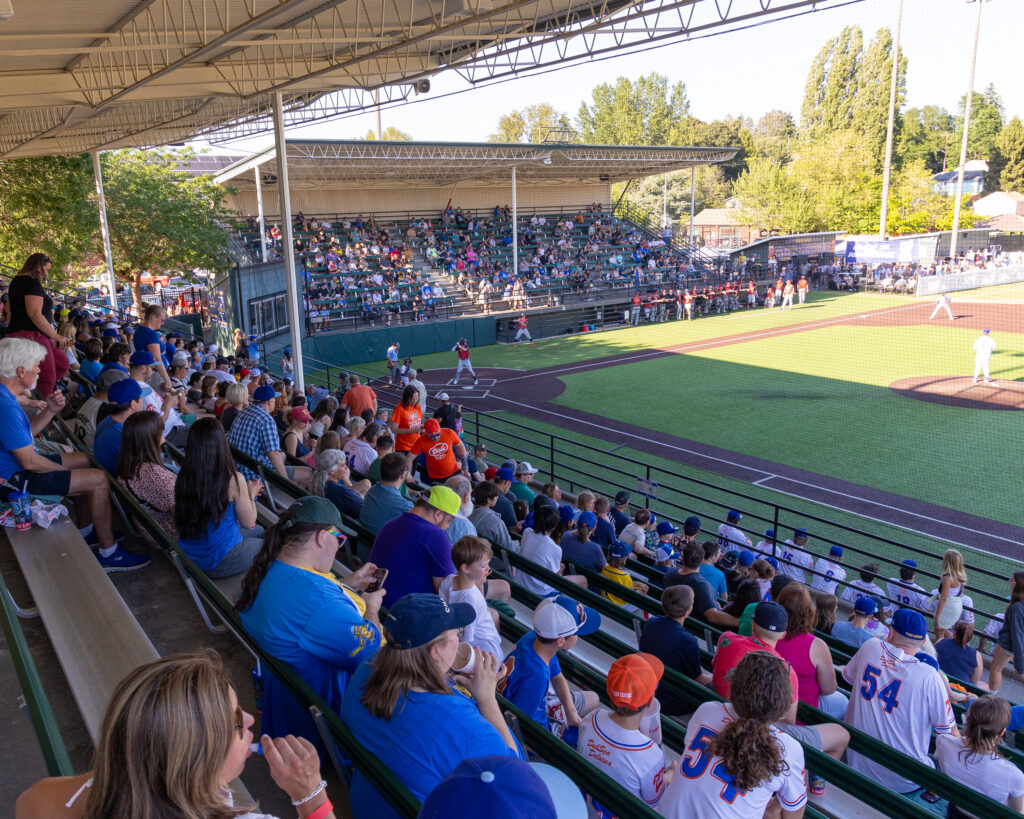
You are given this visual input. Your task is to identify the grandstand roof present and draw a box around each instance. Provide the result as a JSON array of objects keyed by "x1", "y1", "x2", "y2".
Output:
[
  {"x1": 214, "y1": 139, "x2": 739, "y2": 189},
  {"x1": 0, "y1": 0, "x2": 856, "y2": 159}
]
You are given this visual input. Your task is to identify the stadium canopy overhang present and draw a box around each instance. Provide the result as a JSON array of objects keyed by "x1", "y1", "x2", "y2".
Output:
[{"x1": 214, "y1": 139, "x2": 740, "y2": 189}]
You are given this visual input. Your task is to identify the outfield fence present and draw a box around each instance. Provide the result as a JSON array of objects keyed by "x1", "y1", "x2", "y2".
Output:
[
  {"x1": 917, "y1": 265, "x2": 1024, "y2": 296},
  {"x1": 287, "y1": 354, "x2": 1020, "y2": 631}
]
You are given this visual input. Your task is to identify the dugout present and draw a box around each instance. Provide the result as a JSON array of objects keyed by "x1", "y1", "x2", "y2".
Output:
[{"x1": 731, "y1": 232, "x2": 844, "y2": 269}]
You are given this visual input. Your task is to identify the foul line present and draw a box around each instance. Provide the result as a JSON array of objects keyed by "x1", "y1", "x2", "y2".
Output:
[
  {"x1": 483, "y1": 392, "x2": 1019, "y2": 553},
  {"x1": 498, "y1": 303, "x2": 924, "y2": 383}
]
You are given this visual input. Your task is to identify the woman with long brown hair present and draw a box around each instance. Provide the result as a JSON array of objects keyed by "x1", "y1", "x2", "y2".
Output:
[
  {"x1": 15, "y1": 651, "x2": 337, "y2": 818},
  {"x1": 988, "y1": 571, "x2": 1024, "y2": 692},
  {"x1": 341, "y1": 593, "x2": 521, "y2": 813},
  {"x1": 5, "y1": 253, "x2": 69, "y2": 395},
  {"x1": 935, "y1": 620, "x2": 988, "y2": 688},
  {"x1": 116, "y1": 410, "x2": 178, "y2": 540},
  {"x1": 775, "y1": 584, "x2": 847, "y2": 719},
  {"x1": 658, "y1": 651, "x2": 807, "y2": 818}
]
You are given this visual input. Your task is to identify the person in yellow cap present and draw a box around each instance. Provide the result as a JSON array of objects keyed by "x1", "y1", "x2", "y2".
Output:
[{"x1": 368, "y1": 484, "x2": 461, "y2": 603}]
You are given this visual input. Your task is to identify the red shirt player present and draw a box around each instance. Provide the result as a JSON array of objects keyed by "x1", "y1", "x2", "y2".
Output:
[
  {"x1": 797, "y1": 275, "x2": 809, "y2": 305},
  {"x1": 452, "y1": 337, "x2": 478, "y2": 384},
  {"x1": 513, "y1": 313, "x2": 533, "y2": 346},
  {"x1": 747, "y1": 280, "x2": 757, "y2": 308}
]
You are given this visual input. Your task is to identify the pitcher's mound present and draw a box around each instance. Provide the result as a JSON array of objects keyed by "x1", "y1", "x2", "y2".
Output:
[{"x1": 889, "y1": 376, "x2": 1024, "y2": 411}]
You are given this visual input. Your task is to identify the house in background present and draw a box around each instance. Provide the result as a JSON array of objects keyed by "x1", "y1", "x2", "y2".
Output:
[
  {"x1": 972, "y1": 191, "x2": 1024, "y2": 232},
  {"x1": 932, "y1": 159, "x2": 988, "y2": 197},
  {"x1": 692, "y1": 197, "x2": 758, "y2": 248}
]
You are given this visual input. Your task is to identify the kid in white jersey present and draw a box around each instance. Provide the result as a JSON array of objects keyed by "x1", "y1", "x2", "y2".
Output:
[
  {"x1": 778, "y1": 528, "x2": 813, "y2": 585},
  {"x1": 657, "y1": 652, "x2": 806, "y2": 819},
  {"x1": 810, "y1": 545, "x2": 847, "y2": 595},
  {"x1": 840, "y1": 562, "x2": 886, "y2": 605},
  {"x1": 579, "y1": 653, "x2": 669, "y2": 818},
  {"x1": 885, "y1": 559, "x2": 930, "y2": 614},
  {"x1": 842, "y1": 609, "x2": 957, "y2": 794}
]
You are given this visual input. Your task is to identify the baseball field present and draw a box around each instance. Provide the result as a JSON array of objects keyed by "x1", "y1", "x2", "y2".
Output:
[{"x1": 340, "y1": 286, "x2": 1024, "y2": 624}]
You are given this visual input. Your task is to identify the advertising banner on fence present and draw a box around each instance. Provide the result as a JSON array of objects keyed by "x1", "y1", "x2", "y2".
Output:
[{"x1": 843, "y1": 236, "x2": 939, "y2": 265}]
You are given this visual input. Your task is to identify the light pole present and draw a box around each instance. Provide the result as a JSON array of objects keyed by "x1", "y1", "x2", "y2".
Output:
[
  {"x1": 878, "y1": 0, "x2": 903, "y2": 239},
  {"x1": 949, "y1": 0, "x2": 989, "y2": 260}
]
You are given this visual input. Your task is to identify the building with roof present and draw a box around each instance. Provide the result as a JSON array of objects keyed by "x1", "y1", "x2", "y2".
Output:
[
  {"x1": 973, "y1": 191, "x2": 1024, "y2": 219},
  {"x1": 933, "y1": 160, "x2": 989, "y2": 197},
  {"x1": 691, "y1": 197, "x2": 757, "y2": 248}
]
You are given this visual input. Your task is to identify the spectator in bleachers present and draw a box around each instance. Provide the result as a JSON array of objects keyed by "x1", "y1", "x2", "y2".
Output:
[
  {"x1": 754, "y1": 527, "x2": 777, "y2": 558},
  {"x1": 15, "y1": 652, "x2": 337, "y2": 819},
  {"x1": 987, "y1": 571, "x2": 1024, "y2": 692},
  {"x1": 466, "y1": 442, "x2": 489, "y2": 482},
  {"x1": 443, "y1": 475, "x2": 478, "y2": 544},
  {"x1": 712, "y1": 602, "x2": 796, "y2": 700},
  {"x1": 407, "y1": 368, "x2": 427, "y2": 414},
  {"x1": 619, "y1": 508, "x2": 656, "y2": 559},
  {"x1": 343, "y1": 420, "x2": 383, "y2": 475},
  {"x1": 610, "y1": 490, "x2": 631, "y2": 534},
  {"x1": 0, "y1": 339, "x2": 146, "y2": 571},
  {"x1": 311, "y1": 449, "x2": 368, "y2": 518},
  {"x1": 468, "y1": 480, "x2": 516, "y2": 554},
  {"x1": 699, "y1": 540, "x2": 728, "y2": 603},
  {"x1": 132, "y1": 304, "x2": 172, "y2": 392},
  {"x1": 71, "y1": 368, "x2": 123, "y2": 450},
  {"x1": 218, "y1": 382, "x2": 248, "y2": 433},
  {"x1": 487, "y1": 466, "x2": 519, "y2": 530},
  {"x1": 885, "y1": 559, "x2": 929, "y2": 613},
  {"x1": 559, "y1": 511, "x2": 605, "y2": 572},
  {"x1": 116, "y1": 410, "x2": 178, "y2": 540},
  {"x1": 368, "y1": 485, "x2": 461, "y2": 602},
  {"x1": 4, "y1": 254, "x2": 69, "y2": 397},
  {"x1": 282, "y1": 406, "x2": 313, "y2": 461},
  {"x1": 778, "y1": 527, "x2": 814, "y2": 584},
  {"x1": 388, "y1": 385, "x2": 423, "y2": 457},
  {"x1": 601, "y1": 541, "x2": 649, "y2": 610},
  {"x1": 174, "y1": 417, "x2": 264, "y2": 578},
  {"x1": 657, "y1": 652, "x2": 808, "y2": 819},
  {"x1": 934, "y1": 549, "x2": 969, "y2": 641},
  {"x1": 341, "y1": 593, "x2": 521, "y2": 812},
  {"x1": 639, "y1": 586, "x2": 713, "y2": 715},
  {"x1": 409, "y1": 418, "x2": 468, "y2": 485},
  {"x1": 578, "y1": 653, "x2": 670, "y2": 811},
  {"x1": 341, "y1": 373, "x2": 377, "y2": 418},
  {"x1": 935, "y1": 621, "x2": 988, "y2": 689},
  {"x1": 815, "y1": 593, "x2": 838, "y2": 635},
  {"x1": 438, "y1": 536, "x2": 502, "y2": 659},
  {"x1": 511, "y1": 461, "x2": 538, "y2": 503},
  {"x1": 831, "y1": 596, "x2": 878, "y2": 649},
  {"x1": 775, "y1": 584, "x2": 847, "y2": 719},
  {"x1": 93, "y1": 377, "x2": 144, "y2": 475},
  {"x1": 238, "y1": 496, "x2": 383, "y2": 745},
  {"x1": 308, "y1": 396, "x2": 338, "y2": 438},
  {"x1": 724, "y1": 577, "x2": 765, "y2": 627},
  {"x1": 591, "y1": 495, "x2": 617, "y2": 549},
  {"x1": 100, "y1": 341, "x2": 131, "y2": 379},
  {"x1": 359, "y1": 452, "x2": 413, "y2": 533},
  {"x1": 129, "y1": 350, "x2": 191, "y2": 448},
  {"x1": 716, "y1": 509, "x2": 751, "y2": 552},
  {"x1": 936, "y1": 695, "x2": 1024, "y2": 815},
  {"x1": 518, "y1": 505, "x2": 587, "y2": 597},
  {"x1": 809, "y1": 545, "x2": 846, "y2": 596},
  {"x1": 840, "y1": 562, "x2": 886, "y2": 605},
  {"x1": 229, "y1": 383, "x2": 312, "y2": 489},
  {"x1": 500, "y1": 594, "x2": 600, "y2": 733},
  {"x1": 843, "y1": 608, "x2": 958, "y2": 794},
  {"x1": 663, "y1": 543, "x2": 738, "y2": 629},
  {"x1": 78, "y1": 338, "x2": 103, "y2": 383}
]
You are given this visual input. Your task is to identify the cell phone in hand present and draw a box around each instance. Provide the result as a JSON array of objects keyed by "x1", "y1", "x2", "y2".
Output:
[{"x1": 365, "y1": 567, "x2": 388, "y2": 593}]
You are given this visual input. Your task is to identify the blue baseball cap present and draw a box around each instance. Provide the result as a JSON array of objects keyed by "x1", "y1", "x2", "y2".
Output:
[
  {"x1": 558, "y1": 504, "x2": 575, "y2": 523},
  {"x1": 495, "y1": 467, "x2": 515, "y2": 482},
  {"x1": 764, "y1": 529, "x2": 775, "y2": 538},
  {"x1": 654, "y1": 545, "x2": 675, "y2": 563},
  {"x1": 738, "y1": 549, "x2": 755, "y2": 567},
  {"x1": 854, "y1": 595, "x2": 877, "y2": 615},
  {"x1": 892, "y1": 608, "x2": 928, "y2": 641},
  {"x1": 656, "y1": 520, "x2": 679, "y2": 536},
  {"x1": 253, "y1": 384, "x2": 279, "y2": 403},
  {"x1": 610, "y1": 541, "x2": 632, "y2": 559},
  {"x1": 577, "y1": 511, "x2": 597, "y2": 529},
  {"x1": 829, "y1": 545, "x2": 843, "y2": 558},
  {"x1": 533, "y1": 595, "x2": 601, "y2": 639},
  {"x1": 128, "y1": 350, "x2": 154, "y2": 366},
  {"x1": 385, "y1": 593, "x2": 475, "y2": 650},
  {"x1": 984, "y1": 328, "x2": 990, "y2": 334},
  {"x1": 727, "y1": 510, "x2": 742, "y2": 522},
  {"x1": 766, "y1": 556, "x2": 779, "y2": 571},
  {"x1": 902, "y1": 559, "x2": 917, "y2": 568},
  {"x1": 1007, "y1": 705, "x2": 1024, "y2": 733},
  {"x1": 915, "y1": 651, "x2": 940, "y2": 670},
  {"x1": 793, "y1": 528, "x2": 808, "y2": 540},
  {"x1": 753, "y1": 601, "x2": 788, "y2": 633},
  {"x1": 107, "y1": 378, "x2": 142, "y2": 405},
  {"x1": 683, "y1": 516, "x2": 701, "y2": 536},
  {"x1": 102, "y1": 328, "x2": 120, "y2": 337}
]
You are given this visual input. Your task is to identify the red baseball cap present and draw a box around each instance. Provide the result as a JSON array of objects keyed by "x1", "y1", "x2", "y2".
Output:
[
  {"x1": 607, "y1": 653, "x2": 664, "y2": 709},
  {"x1": 288, "y1": 406, "x2": 313, "y2": 423},
  {"x1": 484, "y1": 466, "x2": 499, "y2": 480},
  {"x1": 424, "y1": 418, "x2": 441, "y2": 435}
]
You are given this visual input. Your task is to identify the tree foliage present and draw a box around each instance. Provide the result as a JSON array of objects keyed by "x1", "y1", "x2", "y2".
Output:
[
  {"x1": 576, "y1": 73, "x2": 690, "y2": 145},
  {"x1": 363, "y1": 126, "x2": 413, "y2": 140},
  {"x1": 953, "y1": 85, "x2": 1004, "y2": 161},
  {"x1": 993, "y1": 117, "x2": 1024, "y2": 193},
  {"x1": 624, "y1": 166, "x2": 731, "y2": 227},
  {"x1": 488, "y1": 103, "x2": 571, "y2": 143},
  {"x1": 898, "y1": 106, "x2": 954, "y2": 173},
  {"x1": 752, "y1": 110, "x2": 797, "y2": 164},
  {"x1": 732, "y1": 159, "x2": 816, "y2": 235},
  {"x1": 884, "y1": 162, "x2": 974, "y2": 234}
]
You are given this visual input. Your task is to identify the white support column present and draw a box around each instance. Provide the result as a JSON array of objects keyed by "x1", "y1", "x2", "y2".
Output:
[
  {"x1": 92, "y1": 152, "x2": 118, "y2": 315},
  {"x1": 950, "y1": 0, "x2": 985, "y2": 261},
  {"x1": 878, "y1": 0, "x2": 903, "y2": 239},
  {"x1": 254, "y1": 167, "x2": 268, "y2": 263},
  {"x1": 511, "y1": 166, "x2": 518, "y2": 278},
  {"x1": 688, "y1": 167, "x2": 696, "y2": 243},
  {"x1": 273, "y1": 92, "x2": 305, "y2": 392}
]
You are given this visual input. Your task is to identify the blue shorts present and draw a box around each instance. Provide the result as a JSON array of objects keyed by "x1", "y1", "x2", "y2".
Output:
[{"x1": 6, "y1": 453, "x2": 72, "y2": 500}]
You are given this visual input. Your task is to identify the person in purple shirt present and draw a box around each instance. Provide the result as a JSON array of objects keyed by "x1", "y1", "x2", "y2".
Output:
[{"x1": 368, "y1": 486, "x2": 461, "y2": 603}]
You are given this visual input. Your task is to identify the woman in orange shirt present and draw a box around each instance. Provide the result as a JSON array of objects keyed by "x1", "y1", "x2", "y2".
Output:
[{"x1": 388, "y1": 385, "x2": 423, "y2": 453}]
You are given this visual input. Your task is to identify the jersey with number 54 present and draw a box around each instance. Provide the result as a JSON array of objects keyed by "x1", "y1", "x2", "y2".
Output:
[
  {"x1": 842, "y1": 637, "x2": 955, "y2": 794},
  {"x1": 656, "y1": 701, "x2": 806, "y2": 819}
]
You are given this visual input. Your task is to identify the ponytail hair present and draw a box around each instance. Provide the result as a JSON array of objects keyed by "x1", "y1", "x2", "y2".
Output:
[
  {"x1": 235, "y1": 510, "x2": 320, "y2": 611},
  {"x1": 952, "y1": 620, "x2": 974, "y2": 650},
  {"x1": 576, "y1": 521, "x2": 592, "y2": 543},
  {"x1": 707, "y1": 652, "x2": 791, "y2": 791},
  {"x1": 959, "y1": 695, "x2": 1011, "y2": 762}
]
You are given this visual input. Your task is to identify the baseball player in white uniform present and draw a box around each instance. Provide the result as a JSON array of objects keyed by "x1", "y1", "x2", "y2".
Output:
[
  {"x1": 716, "y1": 510, "x2": 751, "y2": 552},
  {"x1": 929, "y1": 293, "x2": 954, "y2": 320},
  {"x1": 840, "y1": 575, "x2": 887, "y2": 605},
  {"x1": 779, "y1": 528, "x2": 814, "y2": 585},
  {"x1": 843, "y1": 610, "x2": 957, "y2": 794},
  {"x1": 973, "y1": 328, "x2": 996, "y2": 384},
  {"x1": 810, "y1": 545, "x2": 847, "y2": 595},
  {"x1": 885, "y1": 559, "x2": 930, "y2": 614},
  {"x1": 753, "y1": 529, "x2": 776, "y2": 559}
]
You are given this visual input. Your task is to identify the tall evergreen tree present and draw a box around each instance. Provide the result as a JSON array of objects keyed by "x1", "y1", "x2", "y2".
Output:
[
  {"x1": 851, "y1": 28, "x2": 907, "y2": 158},
  {"x1": 898, "y1": 106, "x2": 954, "y2": 172},
  {"x1": 994, "y1": 117, "x2": 1024, "y2": 193},
  {"x1": 576, "y1": 73, "x2": 689, "y2": 145},
  {"x1": 800, "y1": 26, "x2": 863, "y2": 138},
  {"x1": 953, "y1": 85, "x2": 1004, "y2": 161},
  {"x1": 752, "y1": 110, "x2": 797, "y2": 164}
]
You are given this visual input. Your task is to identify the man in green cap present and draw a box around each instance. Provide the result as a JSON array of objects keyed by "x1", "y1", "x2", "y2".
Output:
[{"x1": 368, "y1": 485, "x2": 462, "y2": 603}]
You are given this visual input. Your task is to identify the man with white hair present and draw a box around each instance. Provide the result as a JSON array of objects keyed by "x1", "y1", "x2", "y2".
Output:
[
  {"x1": 443, "y1": 474, "x2": 478, "y2": 545},
  {"x1": 0, "y1": 338, "x2": 148, "y2": 571},
  {"x1": 407, "y1": 368, "x2": 427, "y2": 415}
]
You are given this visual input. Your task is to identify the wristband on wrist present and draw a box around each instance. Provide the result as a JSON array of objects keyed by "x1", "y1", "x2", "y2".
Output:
[
  {"x1": 303, "y1": 798, "x2": 332, "y2": 819},
  {"x1": 292, "y1": 780, "x2": 327, "y2": 806}
]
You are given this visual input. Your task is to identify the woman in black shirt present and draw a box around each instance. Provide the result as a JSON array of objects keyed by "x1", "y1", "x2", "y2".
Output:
[{"x1": 5, "y1": 253, "x2": 69, "y2": 396}]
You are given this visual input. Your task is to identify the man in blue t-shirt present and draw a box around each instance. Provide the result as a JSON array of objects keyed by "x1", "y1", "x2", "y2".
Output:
[
  {"x1": 638, "y1": 585, "x2": 712, "y2": 714},
  {"x1": 663, "y1": 542, "x2": 738, "y2": 629},
  {"x1": 831, "y1": 596, "x2": 878, "y2": 648},
  {"x1": 610, "y1": 490, "x2": 631, "y2": 535},
  {"x1": 499, "y1": 595, "x2": 601, "y2": 731},
  {"x1": 368, "y1": 487, "x2": 461, "y2": 602},
  {"x1": 93, "y1": 378, "x2": 144, "y2": 475}
]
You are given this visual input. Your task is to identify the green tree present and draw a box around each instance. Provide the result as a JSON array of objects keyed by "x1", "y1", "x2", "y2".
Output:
[
  {"x1": 363, "y1": 126, "x2": 412, "y2": 140},
  {"x1": 994, "y1": 117, "x2": 1024, "y2": 193},
  {"x1": 800, "y1": 26, "x2": 863, "y2": 139},
  {"x1": 0, "y1": 155, "x2": 97, "y2": 278},
  {"x1": 625, "y1": 166, "x2": 732, "y2": 226},
  {"x1": 688, "y1": 116, "x2": 754, "y2": 181},
  {"x1": 488, "y1": 103, "x2": 571, "y2": 143},
  {"x1": 898, "y1": 106, "x2": 954, "y2": 172},
  {"x1": 576, "y1": 73, "x2": 690, "y2": 145},
  {"x1": 850, "y1": 28, "x2": 907, "y2": 158},
  {"x1": 101, "y1": 150, "x2": 233, "y2": 312},
  {"x1": 884, "y1": 162, "x2": 973, "y2": 234},
  {"x1": 789, "y1": 131, "x2": 881, "y2": 232},
  {"x1": 953, "y1": 85, "x2": 1004, "y2": 161},
  {"x1": 751, "y1": 110, "x2": 797, "y2": 164},
  {"x1": 732, "y1": 159, "x2": 816, "y2": 234}
]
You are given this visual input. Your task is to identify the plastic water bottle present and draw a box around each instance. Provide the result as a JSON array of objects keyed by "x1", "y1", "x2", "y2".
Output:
[
  {"x1": 9, "y1": 491, "x2": 32, "y2": 530},
  {"x1": 251, "y1": 667, "x2": 264, "y2": 714}
]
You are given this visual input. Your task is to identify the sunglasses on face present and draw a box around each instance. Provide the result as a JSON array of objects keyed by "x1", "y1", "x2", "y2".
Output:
[{"x1": 324, "y1": 526, "x2": 345, "y2": 540}]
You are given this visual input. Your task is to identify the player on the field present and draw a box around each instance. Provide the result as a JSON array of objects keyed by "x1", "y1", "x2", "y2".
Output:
[
  {"x1": 578, "y1": 653, "x2": 670, "y2": 814},
  {"x1": 797, "y1": 275, "x2": 809, "y2": 305},
  {"x1": 683, "y1": 289, "x2": 694, "y2": 320},
  {"x1": 746, "y1": 280, "x2": 757, "y2": 308},
  {"x1": 658, "y1": 651, "x2": 807, "y2": 819},
  {"x1": 973, "y1": 328, "x2": 996, "y2": 384},
  {"x1": 512, "y1": 314, "x2": 533, "y2": 347},
  {"x1": 778, "y1": 528, "x2": 814, "y2": 585},
  {"x1": 781, "y1": 279, "x2": 795, "y2": 310},
  {"x1": 451, "y1": 337, "x2": 478, "y2": 385},
  {"x1": 810, "y1": 545, "x2": 847, "y2": 596},
  {"x1": 930, "y1": 293, "x2": 954, "y2": 321},
  {"x1": 774, "y1": 276, "x2": 784, "y2": 305},
  {"x1": 843, "y1": 609, "x2": 958, "y2": 794}
]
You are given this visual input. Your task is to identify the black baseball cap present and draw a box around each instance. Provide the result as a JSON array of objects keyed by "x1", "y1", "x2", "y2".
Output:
[{"x1": 753, "y1": 602, "x2": 788, "y2": 633}]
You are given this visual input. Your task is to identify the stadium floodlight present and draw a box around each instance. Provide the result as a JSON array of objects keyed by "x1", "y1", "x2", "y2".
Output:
[{"x1": 0, "y1": 0, "x2": 14, "y2": 22}]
